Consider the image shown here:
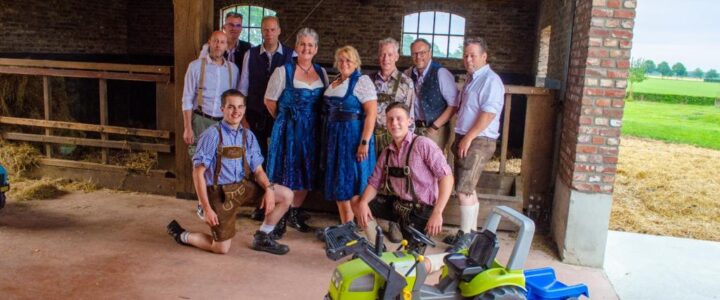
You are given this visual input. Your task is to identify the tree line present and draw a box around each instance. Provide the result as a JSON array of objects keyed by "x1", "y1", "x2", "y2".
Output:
[{"x1": 640, "y1": 59, "x2": 719, "y2": 79}]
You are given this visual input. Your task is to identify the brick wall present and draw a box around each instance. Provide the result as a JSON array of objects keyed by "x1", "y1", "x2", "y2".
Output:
[
  {"x1": 0, "y1": 0, "x2": 128, "y2": 54},
  {"x1": 557, "y1": 0, "x2": 634, "y2": 194},
  {"x1": 127, "y1": 0, "x2": 174, "y2": 56},
  {"x1": 215, "y1": 0, "x2": 538, "y2": 75}
]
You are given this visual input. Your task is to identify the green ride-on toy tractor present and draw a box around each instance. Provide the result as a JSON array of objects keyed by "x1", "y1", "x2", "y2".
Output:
[
  {"x1": 322, "y1": 205, "x2": 536, "y2": 300},
  {"x1": 0, "y1": 164, "x2": 9, "y2": 210}
]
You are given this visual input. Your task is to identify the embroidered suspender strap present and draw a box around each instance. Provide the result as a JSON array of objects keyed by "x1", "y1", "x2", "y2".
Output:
[
  {"x1": 382, "y1": 136, "x2": 420, "y2": 202},
  {"x1": 405, "y1": 137, "x2": 421, "y2": 203},
  {"x1": 196, "y1": 59, "x2": 207, "y2": 113},
  {"x1": 212, "y1": 125, "x2": 223, "y2": 188},
  {"x1": 226, "y1": 62, "x2": 233, "y2": 88},
  {"x1": 391, "y1": 72, "x2": 401, "y2": 96},
  {"x1": 241, "y1": 128, "x2": 252, "y2": 179}
]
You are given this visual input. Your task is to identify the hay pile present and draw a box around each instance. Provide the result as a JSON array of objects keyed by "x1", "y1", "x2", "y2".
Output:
[
  {"x1": 0, "y1": 141, "x2": 40, "y2": 177},
  {"x1": 7, "y1": 177, "x2": 98, "y2": 201},
  {"x1": 612, "y1": 136, "x2": 720, "y2": 241},
  {"x1": 484, "y1": 157, "x2": 522, "y2": 174}
]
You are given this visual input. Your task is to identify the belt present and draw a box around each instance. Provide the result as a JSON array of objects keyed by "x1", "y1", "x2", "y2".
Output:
[
  {"x1": 328, "y1": 111, "x2": 362, "y2": 122},
  {"x1": 194, "y1": 109, "x2": 223, "y2": 121},
  {"x1": 387, "y1": 195, "x2": 433, "y2": 211}
]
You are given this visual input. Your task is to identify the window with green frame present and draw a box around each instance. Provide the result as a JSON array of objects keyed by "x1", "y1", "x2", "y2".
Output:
[
  {"x1": 401, "y1": 11, "x2": 465, "y2": 59},
  {"x1": 220, "y1": 5, "x2": 277, "y2": 46}
]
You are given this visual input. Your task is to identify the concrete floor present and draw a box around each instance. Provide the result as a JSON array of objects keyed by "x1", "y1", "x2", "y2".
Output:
[
  {"x1": 605, "y1": 230, "x2": 720, "y2": 300},
  {"x1": 0, "y1": 191, "x2": 617, "y2": 299}
]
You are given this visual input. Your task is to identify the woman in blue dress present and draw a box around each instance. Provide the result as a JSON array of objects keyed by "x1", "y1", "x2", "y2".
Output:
[
  {"x1": 322, "y1": 45, "x2": 378, "y2": 224},
  {"x1": 265, "y1": 28, "x2": 328, "y2": 233}
]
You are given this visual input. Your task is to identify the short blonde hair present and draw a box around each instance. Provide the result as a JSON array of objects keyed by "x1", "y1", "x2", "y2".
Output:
[{"x1": 334, "y1": 45, "x2": 362, "y2": 70}]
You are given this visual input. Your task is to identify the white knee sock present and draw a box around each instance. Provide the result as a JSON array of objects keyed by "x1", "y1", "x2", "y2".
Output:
[
  {"x1": 259, "y1": 223, "x2": 275, "y2": 233},
  {"x1": 365, "y1": 219, "x2": 380, "y2": 245},
  {"x1": 180, "y1": 231, "x2": 190, "y2": 244},
  {"x1": 426, "y1": 253, "x2": 447, "y2": 273},
  {"x1": 470, "y1": 202, "x2": 480, "y2": 232},
  {"x1": 460, "y1": 204, "x2": 477, "y2": 233}
]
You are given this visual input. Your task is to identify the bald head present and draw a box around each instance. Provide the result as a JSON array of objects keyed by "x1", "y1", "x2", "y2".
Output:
[{"x1": 208, "y1": 31, "x2": 229, "y2": 60}]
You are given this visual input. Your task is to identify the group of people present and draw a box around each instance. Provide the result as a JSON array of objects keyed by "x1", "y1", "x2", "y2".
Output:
[{"x1": 166, "y1": 13, "x2": 506, "y2": 260}]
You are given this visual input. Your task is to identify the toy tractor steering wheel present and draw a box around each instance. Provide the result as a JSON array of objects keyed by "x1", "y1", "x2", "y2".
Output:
[{"x1": 406, "y1": 225, "x2": 436, "y2": 248}]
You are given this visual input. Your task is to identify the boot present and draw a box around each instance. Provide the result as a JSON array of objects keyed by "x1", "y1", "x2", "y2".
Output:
[
  {"x1": 446, "y1": 232, "x2": 474, "y2": 253},
  {"x1": 386, "y1": 221, "x2": 403, "y2": 243},
  {"x1": 166, "y1": 220, "x2": 188, "y2": 246},
  {"x1": 269, "y1": 215, "x2": 287, "y2": 240},
  {"x1": 297, "y1": 207, "x2": 311, "y2": 221},
  {"x1": 287, "y1": 207, "x2": 312, "y2": 232},
  {"x1": 250, "y1": 207, "x2": 265, "y2": 221},
  {"x1": 442, "y1": 230, "x2": 465, "y2": 245},
  {"x1": 252, "y1": 231, "x2": 289, "y2": 255}
]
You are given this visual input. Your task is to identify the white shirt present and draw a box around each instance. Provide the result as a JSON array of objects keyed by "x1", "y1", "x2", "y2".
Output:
[
  {"x1": 324, "y1": 75, "x2": 377, "y2": 103},
  {"x1": 404, "y1": 60, "x2": 459, "y2": 121},
  {"x1": 454, "y1": 65, "x2": 505, "y2": 139},
  {"x1": 238, "y1": 42, "x2": 297, "y2": 96},
  {"x1": 181, "y1": 56, "x2": 239, "y2": 117},
  {"x1": 265, "y1": 66, "x2": 329, "y2": 100}
]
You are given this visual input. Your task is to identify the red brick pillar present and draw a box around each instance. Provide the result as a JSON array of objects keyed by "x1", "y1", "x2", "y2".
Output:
[{"x1": 551, "y1": 0, "x2": 636, "y2": 267}]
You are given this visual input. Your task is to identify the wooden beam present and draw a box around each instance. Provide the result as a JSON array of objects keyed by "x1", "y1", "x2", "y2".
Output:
[
  {"x1": 505, "y1": 85, "x2": 552, "y2": 96},
  {"x1": 43, "y1": 76, "x2": 52, "y2": 158},
  {"x1": 0, "y1": 117, "x2": 170, "y2": 139},
  {"x1": 0, "y1": 66, "x2": 170, "y2": 83},
  {"x1": 99, "y1": 79, "x2": 108, "y2": 164},
  {"x1": 173, "y1": 0, "x2": 214, "y2": 198},
  {"x1": 0, "y1": 58, "x2": 171, "y2": 74},
  {"x1": 2, "y1": 132, "x2": 172, "y2": 153},
  {"x1": 500, "y1": 94, "x2": 512, "y2": 175}
]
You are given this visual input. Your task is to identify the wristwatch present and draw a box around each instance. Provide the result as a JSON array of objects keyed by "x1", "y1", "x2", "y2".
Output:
[
  {"x1": 361, "y1": 139, "x2": 368, "y2": 146},
  {"x1": 266, "y1": 183, "x2": 276, "y2": 191}
]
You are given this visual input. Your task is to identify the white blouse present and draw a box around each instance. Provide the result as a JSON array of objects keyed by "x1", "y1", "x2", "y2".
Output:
[
  {"x1": 323, "y1": 74, "x2": 377, "y2": 103},
  {"x1": 265, "y1": 66, "x2": 329, "y2": 101}
]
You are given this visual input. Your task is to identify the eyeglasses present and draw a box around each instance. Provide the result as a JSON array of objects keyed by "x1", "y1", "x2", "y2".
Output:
[
  {"x1": 411, "y1": 50, "x2": 429, "y2": 57},
  {"x1": 225, "y1": 23, "x2": 243, "y2": 28}
]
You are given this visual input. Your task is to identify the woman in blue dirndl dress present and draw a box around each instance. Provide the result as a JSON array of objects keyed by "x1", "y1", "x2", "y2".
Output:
[
  {"x1": 265, "y1": 28, "x2": 328, "y2": 233},
  {"x1": 322, "y1": 45, "x2": 378, "y2": 223}
]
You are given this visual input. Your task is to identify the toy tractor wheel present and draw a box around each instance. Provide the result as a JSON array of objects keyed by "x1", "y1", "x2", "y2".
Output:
[{"x1": 473, "y1": 286, "x2": 527, "y2": 300}]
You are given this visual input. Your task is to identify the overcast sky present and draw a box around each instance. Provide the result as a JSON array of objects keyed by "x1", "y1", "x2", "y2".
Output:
[{"x1": 631, "y1": 0, "x2": 720, "y2": 71}]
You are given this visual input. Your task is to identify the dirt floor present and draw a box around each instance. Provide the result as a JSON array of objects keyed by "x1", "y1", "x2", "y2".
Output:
[
  {"x1": 612, "y1": 136, "x2": 720, "y2": 241},
  {"x1": 0, "y1": 190, "x2": 617, "y2": 299}
]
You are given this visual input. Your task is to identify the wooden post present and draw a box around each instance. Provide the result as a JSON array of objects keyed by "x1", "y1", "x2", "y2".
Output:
[
  {"x1": 99, "y1": 79, "x2": 108, "y2": 164},
  {"x1": 499, "y1": 94, "x2": 512, "y2": 175},
  {"x1": 521, "y1": 92, "x2": 557, "y2": 209},
  {"x1": 173, "y1": 0, "x2": 214, "y2": 198},
  {"x1": 43, "y1": 76, "x2": 52, "y2": 157}
]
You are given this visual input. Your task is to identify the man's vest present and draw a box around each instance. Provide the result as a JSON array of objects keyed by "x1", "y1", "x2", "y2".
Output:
[
  {"x1": 246, "y1": 43, "x2": 294, "y2": 112},
  {"x1": 410, "y1": 61, "x2": 448, "y2": 123}
]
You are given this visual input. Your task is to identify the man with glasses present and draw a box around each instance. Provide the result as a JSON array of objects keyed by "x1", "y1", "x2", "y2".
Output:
[
  {"x1": 222, "y1": 12, "x2": 252, "y2": 71},
  {"x1": 404, "y1": 38, "x2": 458, "y2": 151}
]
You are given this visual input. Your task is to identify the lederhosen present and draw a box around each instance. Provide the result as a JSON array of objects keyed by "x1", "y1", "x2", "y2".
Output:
[
  {"x1": 206, "y1": 125, "x2": 263, "y2": 241},
  {"x1": 370, "y1": 136, "x2": 434, "y2": 251},
  {"x1": 370, "y1": 72, "x2": 402, "y2": 157}
]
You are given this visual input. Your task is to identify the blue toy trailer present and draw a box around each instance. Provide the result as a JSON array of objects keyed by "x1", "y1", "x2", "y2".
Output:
[
  {"x1": 0, "y1": 164, "x2": 9, "y2": 209},
  {"x1": 524, "y1": 267, "x2": 589, "y2": 300}
]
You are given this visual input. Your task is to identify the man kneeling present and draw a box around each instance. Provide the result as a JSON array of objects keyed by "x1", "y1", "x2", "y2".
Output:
[
  {"x1": 353, "y1": 102, "x2": 453, "y2": 256},
  {"x1": 167, "y1": 89, "x2": 293, "y2": 255}
]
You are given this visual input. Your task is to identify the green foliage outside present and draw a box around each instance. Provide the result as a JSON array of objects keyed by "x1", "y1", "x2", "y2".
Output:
[
  {"x1": 691, "y1": 68, "x2": 704, "y2": 78},
  {"x1": 631, "y1": 92, "x2": 716, "y2": 105},
  {"x1": 671, "y1": 62, "x2": 687, "y2": 77},
  {"x1": 632, "y1": 78, "x2": 720, "y2": 98},
  {"x1": 706, "y1": 69, "x2": 719, "y2": 79},
  {"x1": 622, "y1": 101, "x2": 720, "y2": 150},
  {"x1": 642, "y1": 59, "x2": 656, "y2": 73},
  {"x1": 657, "y1": 61, "x2": 672, "y2": 77}
]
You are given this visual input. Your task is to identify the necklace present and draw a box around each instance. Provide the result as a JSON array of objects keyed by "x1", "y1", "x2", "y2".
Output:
[{"x1": 297, "y1": 63, "x2": 312, "y2": 75}]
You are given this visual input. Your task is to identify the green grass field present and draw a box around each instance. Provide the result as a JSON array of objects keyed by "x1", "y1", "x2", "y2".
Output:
[
  {"x1": 622, "y1": 101, "x2": 720, "y2": 150},
  {"x1": 632, "y1": 78, "x2": 720, "y2": 98}
]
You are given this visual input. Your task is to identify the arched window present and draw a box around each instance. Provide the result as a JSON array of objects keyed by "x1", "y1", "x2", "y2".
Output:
[
  {"x1": 402, "y1": 12, "x2": 465, "y2": 59},
  {"x1": 220, "y1": 5, "x2": 277, "y2": 46}
]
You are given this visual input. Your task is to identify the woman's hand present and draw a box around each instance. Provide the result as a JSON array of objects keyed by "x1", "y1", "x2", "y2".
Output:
[{"x1": 356, "y1": 143, "x2": 369, "y2": 162}]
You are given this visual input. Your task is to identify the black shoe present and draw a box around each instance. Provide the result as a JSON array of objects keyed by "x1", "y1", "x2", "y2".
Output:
[
  {"x1": 166, "y1": 220, "x2": 188, "y2": 246},
  {"x1": 386, "y1": 222, "x2": 403, "y2": 243},
  {"x1": 297, "y1": 207, "x2": 311, "y2": 221},
  {"x1": 442, "y1": 230, "x2": 465, "y2": 245},
  {"x1": 252, "y1": 231, "x2": 289, "y2": 255},
  {"x1": 287, "y1": 208, "x2": 312, "y2": 232},
  {"x1": 269, "y1": 215, "x2": 287, "y2": 240},
  {"x1": 251, "y1": 207, "x2": 265, "y2": 221},
  {"x1": 447, "y1": 232, "x2": 474, "y2": 253}
]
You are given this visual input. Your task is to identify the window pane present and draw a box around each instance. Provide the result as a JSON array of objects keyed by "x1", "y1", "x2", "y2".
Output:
[
  {"x1": 249, "y1": 6, "x2": 263, "y2": 27},
  {"x1": 418, "y1": 11, "x2": 434, "y2": 34},
  {"x1": 434, "y1": 12, "x2": 450, "y2": 35},
  {"x1": 239, "y1": 6, "x2": 250, "y2": 26},
  {"x1": 240, "y1": 30, "x2": 249, "y2": 43},
  {"x1": 418, "y1": 34, "x2": 433, "y2": 45},
  {"x1": 449, "y1": 36, "x2": 464, "y2": 59},
  {"x1": 402, "y1": 33, "x2": 417, "y2": 56},
  {"x1": 264, "y1": 9, "x2": 276, "y2": 16},
  {"x1": 450, "y1": 15, "x2": 465, "y2": 35},
  {"x1": 403, "y1": 13, "x2": 418, "y2": 33},
  {"x1": 249, "y1": 28, "x2": 262, "y2": 46},
  {"x1": 433, "y1": 35, "x2": 449, "y2": 57}
]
